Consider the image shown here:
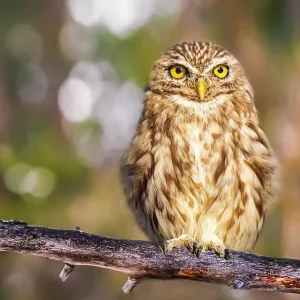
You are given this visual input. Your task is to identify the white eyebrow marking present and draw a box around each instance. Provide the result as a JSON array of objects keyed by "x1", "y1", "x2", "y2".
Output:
[
  {"x1": 202, "y1": 58, "x2": 229, "y2": 75},
  {"x1": 171, "y1": 59, "x2": 199, "y2": 74}
]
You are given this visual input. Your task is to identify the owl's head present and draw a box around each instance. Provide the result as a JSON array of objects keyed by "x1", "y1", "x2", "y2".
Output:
[{"x1": 148, "y1": 41, "x2": 253, "y2": 104}]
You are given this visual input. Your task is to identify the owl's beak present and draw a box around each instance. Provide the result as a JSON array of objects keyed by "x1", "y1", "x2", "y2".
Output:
[{"x1": 197, "y1": 79, "x2": 207, "y2": 101}]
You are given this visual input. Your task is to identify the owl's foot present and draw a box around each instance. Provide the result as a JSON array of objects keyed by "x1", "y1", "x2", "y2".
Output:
[
  {"x1": 194, "y1": 241, "x2": 230, "y2": 260},
  {"x1": 210, "y1": 243, "x2": 230, "y2": 259},
  {"x1": 162, "y1": 236, "x2": 230, "y2": 260},
  {"x1": 163, "y1": 235, "x2": 196, "y2": 254}
]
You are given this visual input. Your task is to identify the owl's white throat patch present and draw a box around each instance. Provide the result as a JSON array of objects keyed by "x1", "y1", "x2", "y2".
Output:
[{"x1": 169, "y1": 94, "x2": 227, "y2": 112}]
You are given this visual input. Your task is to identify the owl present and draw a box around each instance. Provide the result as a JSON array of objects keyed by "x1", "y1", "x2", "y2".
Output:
[{"x1": 121, "y1": 41, "x2": 279, "y2": 258}]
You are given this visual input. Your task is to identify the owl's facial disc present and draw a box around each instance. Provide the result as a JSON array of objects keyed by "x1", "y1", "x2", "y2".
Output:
[{"x1": 148, "y1": 41, "x2": 254, "y2": 104}]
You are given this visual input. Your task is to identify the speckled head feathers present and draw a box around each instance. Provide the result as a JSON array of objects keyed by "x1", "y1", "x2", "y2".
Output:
[
  {"x1": 148, "y1": 41, "x2": 254, "y2": 103},
  {"x1": 165, "y1": 41, "x2": 229, "y2": 65}
]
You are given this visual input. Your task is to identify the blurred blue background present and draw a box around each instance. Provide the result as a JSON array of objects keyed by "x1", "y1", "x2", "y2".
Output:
[{"x1": 0, "y1": 0, "x2": 299, "y2": 299}]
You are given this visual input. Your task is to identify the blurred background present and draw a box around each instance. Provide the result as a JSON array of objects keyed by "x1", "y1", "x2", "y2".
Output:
[{"x1": 0, "y1": 0, "x2": 299, "y2": 299}]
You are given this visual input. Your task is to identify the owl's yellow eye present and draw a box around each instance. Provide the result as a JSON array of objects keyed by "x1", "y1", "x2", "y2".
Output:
[
  {"x1": 213, "y1": 64, "x2": 229, "y2": 79},
  {"x1": 170, "y1": 64, "x2": 187, "y2": 79}
]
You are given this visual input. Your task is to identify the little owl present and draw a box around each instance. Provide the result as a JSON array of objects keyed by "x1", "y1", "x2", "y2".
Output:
[{"x1": 121, "y1": 41, "x2": 279, "y2": 258}]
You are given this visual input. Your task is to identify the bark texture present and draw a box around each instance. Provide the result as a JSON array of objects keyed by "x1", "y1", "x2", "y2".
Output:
[{"x1": 0, "y1": 220, "x2": 299, "y2": 294}]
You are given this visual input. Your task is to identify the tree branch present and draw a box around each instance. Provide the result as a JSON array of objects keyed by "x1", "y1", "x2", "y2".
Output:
[{"x1": 0, "y1": 220, "x2": 299, "y2": 294}]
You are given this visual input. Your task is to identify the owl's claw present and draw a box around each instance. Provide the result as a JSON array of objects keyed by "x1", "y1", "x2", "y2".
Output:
[
  {"x1": 218, "y1": 248, "x2": 230, "y2": 260},
  {"x1": 203, "y1": 242, "x2": 230, "y2": 260},
  {"x1": 163, "y1": 235, "x2": 196, "y2": 254},
  {"x1": 189, "y1": 241, "x2": 230, "y2": 260},
  {"x1": 194, "y1": 243, "x2": 207, "y2": 258},
  {"x1": 162, "y1": 236, "x2": 230, "y2": 260},
  {"x1": 186, "y1": 241, "x2": 197, "y2": 254},
  {"x1": 159, "y1": 245, "x2": 166, "y2": 255},
  {"x1": 224, "y1": 249, "x2": 230, "y2": 260},
  {"x1": 206, "y1": 242, "x2": 230, "y2": 259}
]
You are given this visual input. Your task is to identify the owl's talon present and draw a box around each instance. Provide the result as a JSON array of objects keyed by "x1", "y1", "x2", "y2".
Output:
[
  {"x1": 223, "y1": 249, "x2": 230, "y2": 260},
  {"x1": 206, "y1": 242, "x2": 229, "y2": 260},
  {"x1": 163, "y1": 240, "x2": 172, "y2": 253},
  {"x1": 159, "y1": 245, "x2": 166, "y2": 255},
  {"x1": 163, "y1": 235, "x2": 196, "y2": 254},
  {"x1": 186, "y1": 241, "x2": 198, "y2": 254},
  {"x1": 186, "y1": 244, "x2": 192, "y2": 253},
  {"x1": 162, "y1": 237, "x2": 229, "y2": 260},
  {"x1": 194, "y1": 243, "x2": 207, "y2": 258},
  {"x1": 192, "y1": 241, "x2": 197, "y2": 253}
]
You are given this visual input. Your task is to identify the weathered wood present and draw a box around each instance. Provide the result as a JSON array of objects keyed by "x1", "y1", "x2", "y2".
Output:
[{"x1": 0, "y1": 219, "x2": 299, "y2": 294}]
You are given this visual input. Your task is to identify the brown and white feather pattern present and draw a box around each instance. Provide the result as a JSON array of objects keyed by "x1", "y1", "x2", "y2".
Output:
[{"x1": 121, "y1": 41, "x2": 279, "y2": 252}]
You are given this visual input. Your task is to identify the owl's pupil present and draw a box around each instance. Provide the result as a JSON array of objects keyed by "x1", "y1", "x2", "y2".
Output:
[
  {"x1": 175, "y1": 67, "x2": 182, "y2": 74},
  {"x1": 217, "y1": 67, "x2": 223, "y2": 73}
]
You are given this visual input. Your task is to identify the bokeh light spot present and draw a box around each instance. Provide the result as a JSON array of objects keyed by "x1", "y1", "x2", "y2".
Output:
[
  {"x1": 58, "y1": 77, "x2": 95, "y2": 123},
  {"x1": 4, "y1": 164, "x2": 56, "y2": 199}
]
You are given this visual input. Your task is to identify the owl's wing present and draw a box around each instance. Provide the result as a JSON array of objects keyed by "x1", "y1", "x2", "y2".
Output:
[
  {"x1": 121, "y1": 163, "x2": 146, "y2": 217},
  {"x1": 121, "y1": 163, "x2": 162, "y2": 243},
  {"x1": 121, "y1": 163, "x2": 145, "y2": 204}
]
